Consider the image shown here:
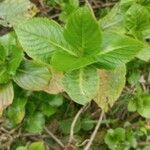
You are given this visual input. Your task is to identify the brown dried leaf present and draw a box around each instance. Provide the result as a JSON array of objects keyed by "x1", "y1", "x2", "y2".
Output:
[
  {"x1": 0, "y1": 82, "x2": 14, "y2": 116},
  {"x1": 94, "y1": 65, "x2": 126, "y2": 112}
]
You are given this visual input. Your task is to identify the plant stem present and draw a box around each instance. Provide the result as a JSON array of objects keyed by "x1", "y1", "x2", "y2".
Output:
[
  {"x1": 84, "y1": 110, "x2": 105, "y2": 150},
  {"x1": 69, "y1": 104, "x2": 88, "y2": 143},
  {"x1": 44, "y1": 127, "x2": 65, "y2": 149}
]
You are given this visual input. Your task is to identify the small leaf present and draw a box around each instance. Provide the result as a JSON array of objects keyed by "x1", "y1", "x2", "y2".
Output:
[
  {"x1": 0, "y1": 0, "x2": 38, "y2": 27},
  {"x1": 13, "y1": 60, "x2": 51, "y2": 91},
  {"x1": 6, "y1": 98, "x2": 27, "y2": 126},
  {"x1": 95, "y1": 32, "x2": 144, "y2": 69},
  {"x1": 28, "y1": 141, "x2": 45, "y2": 150},
  {"x1": 16, "y1": 147, "x2": 27, "y2": 150},
  {"x1": 136, "y1": 45, "x2": 150, "y2": 62},
  {"x1": 63, "y1": 66, "x2": 99, "y2": 105},
  {"x1": 137, "y1": 94, "x2": 150, "y2": 118},
  {"x1": 94, "y1": 65, "x2": 126, "y2": 111},
  {"x1": 24, "y1": 112, "x2": 45, "y2": 134},
  {"x1": 0, "y1": 82, "x2": 14, "y2": 115},
  {"x1": 128, "y1": 99, "x2": 137, "y2": 112},
  {"x1": 64, "y1": 6, "x2": 102, "y2": 56},
  {"x1": 105, "y1": 128, "x2": 125, "y2": 150}
]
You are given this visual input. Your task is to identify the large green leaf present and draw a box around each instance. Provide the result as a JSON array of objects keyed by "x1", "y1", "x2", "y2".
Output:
[
  {"x1": 51, "y1": 51, "x2": 96, "y2": 71},
  {"x1": 64, "y1": 6, "x2": 102, "y2": 56},
  {"x1": 13, "y1": 60, "x2": 51, "y2": 91},
  {"x1": 63, "y1": 66, "x2": 99, "y2": 105},
  {"x1": 0, "y1": 0, "x2": 38, "y2": 27},
  {"x1": 95, "y1": 32, "x2": 144, "y2": 69},
  {"x1": 94, "y1": 65, "x2": 126, "y2": 111},
  {"x1": 15, "y1": 18, "x2": 75, "y2": 63},
  {"x1": 0, "y1": 82, "x2": 14, "y2": 115}
]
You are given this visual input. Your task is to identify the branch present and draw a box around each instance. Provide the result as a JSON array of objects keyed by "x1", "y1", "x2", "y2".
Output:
[
  {"x1": 44, "y1": 127, "x2": 65, "y2": 149},
  {"x1": 84, "y1": 110, "x2": 105, "y2": 150}
]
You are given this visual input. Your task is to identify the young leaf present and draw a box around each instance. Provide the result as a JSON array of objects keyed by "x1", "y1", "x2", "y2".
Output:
[
  {"x1": 6, "y1": 98, "x2": 27, "y2": 126},
  {"x1": 15, "y1": 18, "x2": 75, "y2": 63},
  {"x1": 51, "y1": 51, "x2": 96, "y2": 71},
  {"x1": 13, "y1": 60, "x2": 51, "y2": 91},
  {"x1": 137, "y1": 94, "x2": 150, "y2": 118},
  {"x1": 28, "y1": 141, "x2": 45, "y2": 150},
  {"x1": 59, "y1": 0, "x2": 79, "y2": 22},
  {"x1": 94, "y1": 65, "x2": 126, "y2": 111},
  {"x1": 0, "y1": 0, "x2": 38, "y2": 27},
  {"x1": 16, "y1": 147, "x2": 27, "y2": 150},
  {"x1": 24, "y1": 112, "x2": 45, "y2": 134},
  {"x1": 124, "y1": 4, "x2": 150, "y2": 32},
  {"x1": 64, "y1": 6, "x2": 102, "y2": 56},
  {"x1": 99, "y1": 4, "x2": 124, "y2": 31},
  {"x1": 95, "y1": 32, "x2": 144, "y2": 69},
  {"x1": 105, "y1": 128, "x2": 126, "y2": 150},
  {"x1": 63, "y1": 66, "x2": 99, "y2": 105},
  {"x1": 136, "y1": 45, "x2": 150, "y2": 62},
  {"x1": 0, "y1": 82, "x2": 14, "y2": 115}
]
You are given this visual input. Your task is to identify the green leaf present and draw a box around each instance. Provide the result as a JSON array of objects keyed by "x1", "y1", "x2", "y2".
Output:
[
  {"x1": 124, "y1": 4, "x2": 150, "y2": 32},
  {"x1": 128, "y1": 99, "x2": 137, "y2": 112},
  {"x1": 59, "y1": 0, "x2": 79, "y2": 22},
  {"x1": 63, "y1": 66, "x2": 99, "y2": 105},
  {"x1": 16, "y1": 147, "x2": 27, "y2": 150},
  {"x1": 51, "y1": 51, "x2": 96, "y2": 71},
  {"x1": 7, "y1": 45, "x2": 23, "y2": 76},
  {"x1": 143, "y1": 146, "x2": 150, "y2": 150},
  {"x1": 99, "y1": 4, "x2": 124, "y2": 31},
  {"x1": 0, "y1": 0, "x2": 38, "y2": 27},
  {"x1": 64, "y1": 6, "x2": 102, "y2": 56},
  {"x1": 136, "y1": 45, "x2": 150, "y2": 62},
  {"x1": 28, "y1": 141, "x2": 45, "y2": 150},
  {"x1": 40, "y1": 104, "x2": 57, "y2": 117},
  {"x1": 0, "y1": 82, "x2": 14, "y2": 115},
  {"x1": 95, "y1": 32, "x2": 144, "y2": 69},
  {"x1": 0, "y1": 32, "x2": 16, "y2": 49},
  {"x1": 0, "y1": 44, "x2": 6, "y2": 64},
  {"x1": 0, "y1": 33, "x2": 23, "y2": 84},
  {"x1": 49, "y1": 95, "x2": 63, "y2": 107},
  {"x1": 13, "y1": 60, "x2": 51, "y2": 91},
  {"x1": 137, "y1": 94, "x2": 150, "y2": 118},
  {"x1": 6, "y1": 98, "x2": 27, "y2": 126},
  {"x1": 105, "y1": 128, "x2": 125, "y2": 150},
  {"x1": 24, "y1": 112, "x2": 45, "y2": 134},
  {"x1": 94, "y1": 65, "x2": 126, "y2": 111},
  {"x1": 15, "y1": 18, "x2": 75, "y2": 63}
]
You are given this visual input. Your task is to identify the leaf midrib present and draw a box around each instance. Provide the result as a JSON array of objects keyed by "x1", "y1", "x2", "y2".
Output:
[{"x1": 18, "y1": 28, "x2": 78, "y2": 57}]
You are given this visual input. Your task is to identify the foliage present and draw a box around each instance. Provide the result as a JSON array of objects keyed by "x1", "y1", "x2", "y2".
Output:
[{"x1": 0, "y1": 0, "x2": 149, "y2": 149}]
